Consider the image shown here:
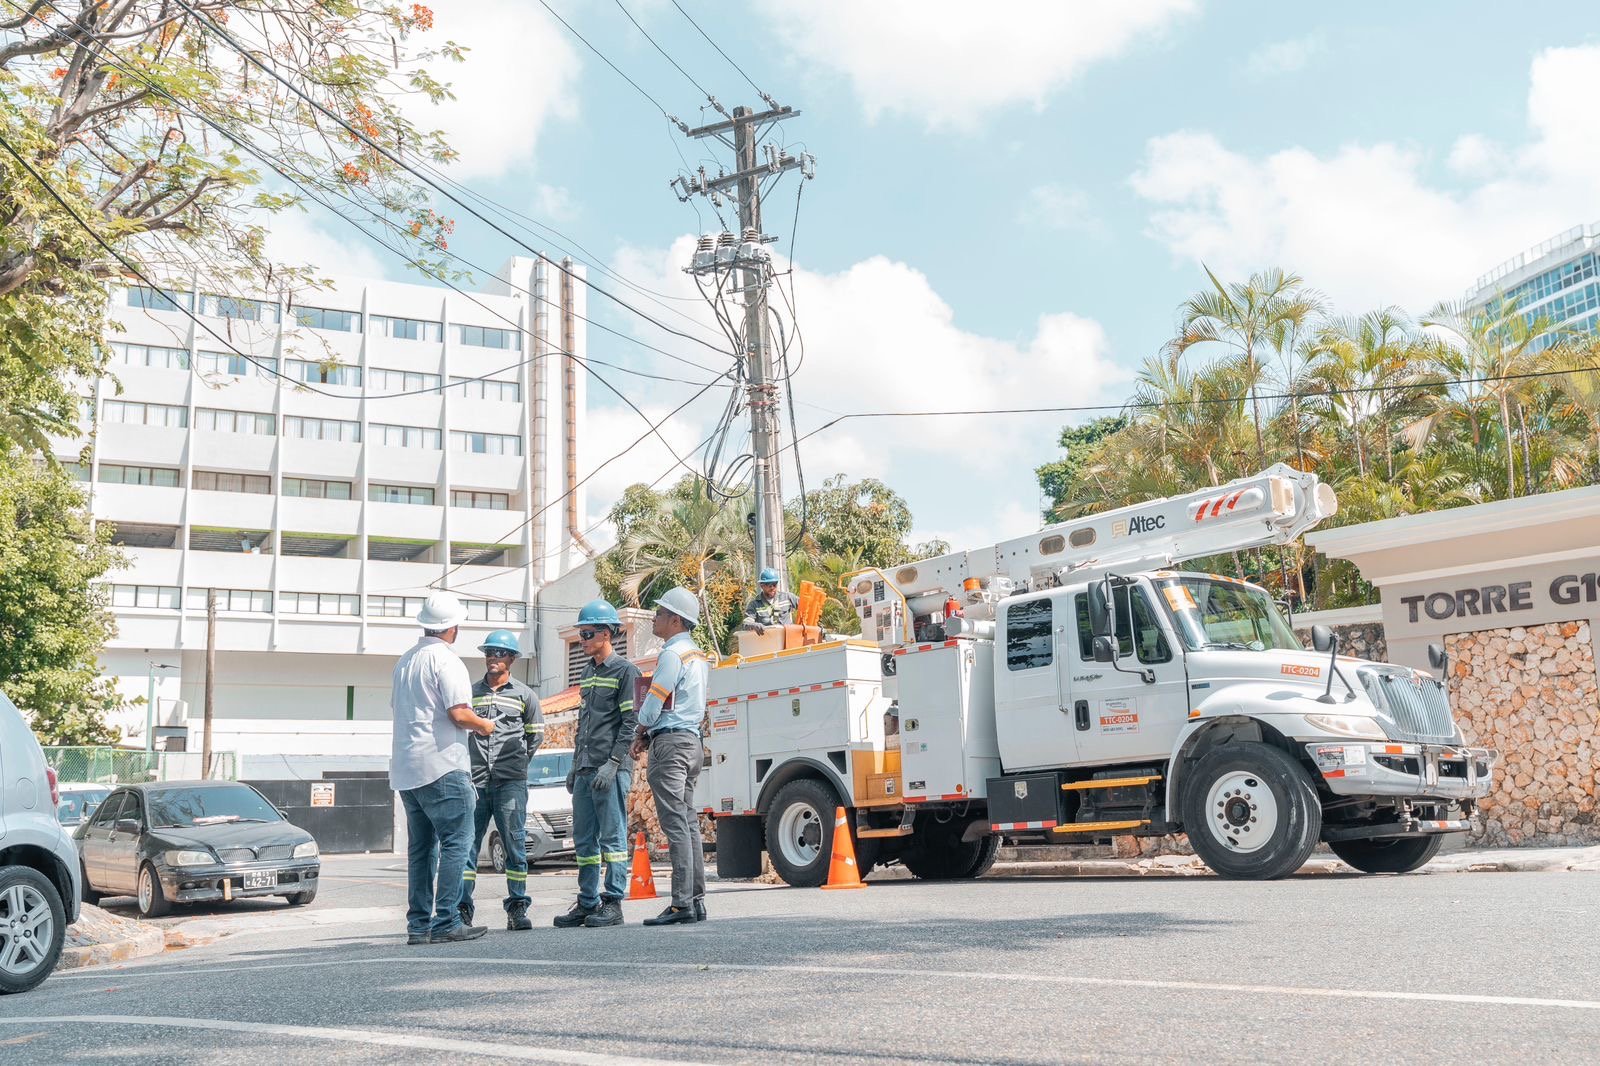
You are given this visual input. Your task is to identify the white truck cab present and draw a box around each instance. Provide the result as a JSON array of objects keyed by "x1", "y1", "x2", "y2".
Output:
[{"x1": 700, "y1": 466, "x2": 1497, "y2": 885}]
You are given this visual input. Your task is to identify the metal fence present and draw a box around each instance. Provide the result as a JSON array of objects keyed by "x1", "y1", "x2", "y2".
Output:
[{"x1": 43, "y1": 746, "x2": 238, "y2": 785}]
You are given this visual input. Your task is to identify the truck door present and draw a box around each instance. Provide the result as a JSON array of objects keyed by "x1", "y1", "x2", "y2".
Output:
[
  {"x1": 1070, "y1": 584, "x2": 1188, "y2": 766},
  {"x1": 993, "y1": 591, "x2": 1078, "y2": 772}
]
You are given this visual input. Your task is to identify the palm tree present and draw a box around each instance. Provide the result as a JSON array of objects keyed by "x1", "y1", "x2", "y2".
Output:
[
  {"x1": 1169, "y1": 267, "x2": 1325, "y2": 466},
  {"x1": 1305, "y1": 308, "x2": 1417, "y2": 478},
  {"x1": 614, "y1": 487, "x2": 753, "y2": 655},
  {"x1": 1541, "y1": 338, "x2": 1600, "y2": 485}
]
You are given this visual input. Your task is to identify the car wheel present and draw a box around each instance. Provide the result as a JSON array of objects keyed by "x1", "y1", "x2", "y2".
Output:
[
  {"x1": 79, "y1": 861, "x2": 101, "y2": 907},
  {"x1": 286, "y1": 888, "x2": 318, "y2": 906},
  {"x1": 0, "y1": 865, "x2": 67, "y2": 994},
  {"x1": 136, "y1": 862, "x2": 171, "y2": 918},
  {"x1": 489, "y1": 832, "x2": 507, "y2": 875}
]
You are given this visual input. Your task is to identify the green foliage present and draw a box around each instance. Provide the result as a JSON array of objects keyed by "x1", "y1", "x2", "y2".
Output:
[
  {"x1": 794, "y1": 474, "x2": 915, "y2": 569},
  {"x1": 0, "y1": 456, "x2": 123, "y2": 744},
  {"x1": 1036, "y1": 415, "x2": 1128, "y2": 520}
]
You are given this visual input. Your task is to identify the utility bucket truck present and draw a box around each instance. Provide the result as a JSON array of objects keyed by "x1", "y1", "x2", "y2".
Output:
[{"x1": 699, "y1": 465, "x2": 1498, "y2": 885}]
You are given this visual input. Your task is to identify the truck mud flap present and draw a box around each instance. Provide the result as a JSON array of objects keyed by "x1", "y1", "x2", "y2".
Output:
[{"x1": 715, "y1": 814, "x2": 764, "y2": 879}]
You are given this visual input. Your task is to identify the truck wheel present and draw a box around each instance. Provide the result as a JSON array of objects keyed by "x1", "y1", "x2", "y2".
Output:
[
  {"x1": 1329, "y1": 834, "x2": 1443, "y2": 874},
  {"x1": 902, "y1": 820, "x2": 999, "y2": 881},
  {"x1": 0, "y1": 866, "x2": 66, "y2": 995},
  {"x1": 1181, "y1": 743, "x2": 1321, "y2": 880},
  {"x1": 765, "y1": 778, "x2": 848, "y2": 887}
]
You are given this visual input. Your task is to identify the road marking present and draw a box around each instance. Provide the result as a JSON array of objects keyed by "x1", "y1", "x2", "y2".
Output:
[
  {"x1": 52, "y1": 955, "x2": 1600, "y2": 1013},
  {"x1": 0, "y1": 1016, "x2": 710, "y2": 1065}
]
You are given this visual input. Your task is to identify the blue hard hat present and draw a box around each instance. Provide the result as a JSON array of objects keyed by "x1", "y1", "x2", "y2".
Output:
[
  {"x1": 576, "y1": 600, "x2": 622, "y2": 628},
  {"x1": 479, "y1": 629, "x2": 520, "y2": 655},
  {"x1": 759, "y1": 568, "x2": 780, "y2": 584}
]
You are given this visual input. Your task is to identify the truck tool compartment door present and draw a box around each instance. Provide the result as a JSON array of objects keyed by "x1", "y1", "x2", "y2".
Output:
[
  {"x1": 1072, "y1": 586, "x2": 1187, "y2": 765},
  {"x1": 994, "y1": 591, "x2": 1078, "y2": 772}
]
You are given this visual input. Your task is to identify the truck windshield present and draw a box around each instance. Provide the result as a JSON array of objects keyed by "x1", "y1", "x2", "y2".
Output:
[{"x1": 1157, "y1": 577, "x2": 1301, "y2": 652}]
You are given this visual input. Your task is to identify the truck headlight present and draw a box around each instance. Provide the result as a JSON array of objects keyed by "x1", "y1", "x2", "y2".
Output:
[
  {"x1": 1305, "y1": 713, "x2": 1386, "y2": 740},
  {"x1": 165, "y1": 849, "x2": 213, "y2": 867},
  {"x1": 292, "y1": 841, "x2": 319, "y2": 859}
]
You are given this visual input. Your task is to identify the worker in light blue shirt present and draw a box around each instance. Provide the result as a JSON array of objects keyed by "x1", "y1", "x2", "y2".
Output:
[{"x1": 633, "y1": 586, "x2": 710, "y2": 925}]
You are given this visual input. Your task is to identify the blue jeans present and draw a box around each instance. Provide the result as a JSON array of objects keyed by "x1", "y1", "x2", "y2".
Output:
[
  {"x1": 462, "y1": 780, "x2": 529, "y2": 913},
  {"x1": 571, "y1": 766, "x2": 632, "y2": 907},
  {"x1": 400, "y1": 769, "x2": 475, "y2": 938}
]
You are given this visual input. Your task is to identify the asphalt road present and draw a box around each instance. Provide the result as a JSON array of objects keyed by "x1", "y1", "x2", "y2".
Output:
[{"x1": 8, "y1": 860, "x2": 1599, "y2": 1064}]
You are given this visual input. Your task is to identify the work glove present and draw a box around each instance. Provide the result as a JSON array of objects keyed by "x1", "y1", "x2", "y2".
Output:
[
  {"x1": 753, "y1": 622, "x2": 766, "y2": 635},
  {"x1": 592, "y1": 759, "x2": 619, "y2": 793},
  {"x1": 564, "y1": 769, "x2": 576, "y2": 794}
]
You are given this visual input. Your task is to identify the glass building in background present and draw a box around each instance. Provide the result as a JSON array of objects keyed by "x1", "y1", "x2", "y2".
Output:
[{"x1": 1466, "y1": 221, "x2": 1600, "y2": 353}]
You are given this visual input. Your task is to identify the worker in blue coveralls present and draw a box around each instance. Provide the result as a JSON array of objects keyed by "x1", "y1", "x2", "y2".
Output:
[
  {"x1": 553, "y1": 601, "x2": 641, "y2": 929},
  {"x1": 744, "y1": 567, "x2": 799, "y2": 634},
  {"x1": 458, "y1": 630, "x2": 543, "y2": 931}
]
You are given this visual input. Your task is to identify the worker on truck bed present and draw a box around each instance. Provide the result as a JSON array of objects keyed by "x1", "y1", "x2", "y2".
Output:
[{"x1": 744, "y1": 567, "x2": 799, "y2": 634}]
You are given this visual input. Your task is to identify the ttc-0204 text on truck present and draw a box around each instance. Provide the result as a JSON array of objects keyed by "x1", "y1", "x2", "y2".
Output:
[{"x1": 697, "y1": 465, "x2": 1498, "y2": 885}]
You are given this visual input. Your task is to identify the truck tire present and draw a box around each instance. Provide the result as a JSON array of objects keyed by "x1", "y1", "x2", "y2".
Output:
[
  {"x1": 765, "y1": 778, "x2": 847, "y2": 887},
  {"x1": 0, "y1": 865, "x2": 67, "y2": 994},
  {"x1": 1329, "y1": 834, "x2": 1443, "y2": 874},
  {"x1": 1181, "y1": 743, "x2": 1321, "y2": 881},
  {"x1": 902, "y1": 820, "x2": 999, "y2": 881}
]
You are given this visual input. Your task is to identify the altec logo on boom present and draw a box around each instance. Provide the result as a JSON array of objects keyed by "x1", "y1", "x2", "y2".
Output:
[{"x1": 1114, "y1": 514, "x2": 1165, "y2": 537}]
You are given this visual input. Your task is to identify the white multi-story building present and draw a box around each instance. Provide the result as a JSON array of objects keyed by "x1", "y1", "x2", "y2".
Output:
[
  {"x1": 1466, "y1": 220, "x2": 1600, "y2": 352},
  {"x1": 54, "y1": 256, "x2": 599, "y2": 764}
]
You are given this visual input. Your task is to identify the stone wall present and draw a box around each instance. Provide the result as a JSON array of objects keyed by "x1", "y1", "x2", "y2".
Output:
[
  {"x1": 1447, "y1": 621, "x2": 1600, "y2": 847},
  {"x1": 1291, "y1": 621, "x2": 1388, "y2": 662}
]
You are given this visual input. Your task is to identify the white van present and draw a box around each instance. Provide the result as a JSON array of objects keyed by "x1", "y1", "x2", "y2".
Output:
[{"x1": 0, "y1": 690, "x2": 82, "y2": 993}]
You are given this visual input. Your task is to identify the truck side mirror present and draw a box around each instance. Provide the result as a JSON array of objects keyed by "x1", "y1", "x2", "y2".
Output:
[
  {"x1": 1310, "y1": 624, "x2": 1334, "y2": 653},
  {"x1": 1088, "y1": 579, "x2": 1112, "y2": 639},
  {"x1": 1427, "y1": 642, "x2": 1448, "y2": 672},
  {"x1": 1092, "y1": 635, "x2": 1117, "y2": 663}
]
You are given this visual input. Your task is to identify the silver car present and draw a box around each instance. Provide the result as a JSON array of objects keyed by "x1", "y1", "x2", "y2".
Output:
[{"x1": 478, "y1": 748, "x2": 577, "y2": 872}]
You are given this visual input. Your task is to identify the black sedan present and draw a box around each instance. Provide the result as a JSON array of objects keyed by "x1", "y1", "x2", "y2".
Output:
[{"x1": 73, "y1": 780, "x2": 320, "y2": 918}]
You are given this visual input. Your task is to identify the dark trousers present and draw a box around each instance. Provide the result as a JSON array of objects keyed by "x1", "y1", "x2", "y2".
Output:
[
  {"x1": 462, "y1": 779, "x2": 530, "y2": 913},
  {"x1": 400, "y1": 769, "x2": 474, "y2": 937}
]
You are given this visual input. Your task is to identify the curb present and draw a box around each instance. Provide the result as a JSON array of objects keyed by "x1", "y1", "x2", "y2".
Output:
[{"x1": 58, "y1": 921, "x2": 165, "y2": 972}]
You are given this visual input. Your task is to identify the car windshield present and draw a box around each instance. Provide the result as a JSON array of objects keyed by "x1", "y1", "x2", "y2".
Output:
[
  {"x1": 1158, "y1": 577, "x2": 1301, "y2": 652},
  {"x1": 146, "y1": 785, "x2": 281, "y2": 828},
  {"x1": 57, "y1": 789, "x2": 110, "y2": 823},
  {"x1": 527, "y1": 751, "x2": 574, "y2": 788}
]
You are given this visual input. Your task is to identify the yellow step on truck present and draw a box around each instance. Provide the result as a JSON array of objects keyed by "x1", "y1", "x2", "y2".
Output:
[{"x1": 698, "y1": 465, "x2": 1499, "y2": 886}]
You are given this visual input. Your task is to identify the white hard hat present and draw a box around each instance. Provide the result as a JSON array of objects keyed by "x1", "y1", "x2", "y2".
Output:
[
  {"x1": 417, "y1": 591, "x2": 467, "y2": 629},
  {"x1": 654, "y1": 586, "x2": 700, "y2": 627}
]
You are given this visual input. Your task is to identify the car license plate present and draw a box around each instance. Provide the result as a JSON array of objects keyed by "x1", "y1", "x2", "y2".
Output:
[{"x1": 244, "y1": 870, "x2": 276, "y2": 890}]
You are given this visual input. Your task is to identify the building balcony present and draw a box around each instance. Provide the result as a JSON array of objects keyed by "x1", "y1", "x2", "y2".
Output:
[
  {"x1": 363, "y1": 559, "x2": 443, "y2": 597},
  {"x1": 448, "y1": 451, "x2": 524, "y2": 492},
  {"x1": 278, "y1": 496, "x2": 360, "y2": 538},
  {"x1": 278, "y1": 555, "x2": 361, "y2": 592},
  {"x1": 191, "y1": 430, "x2": 277, "y2": 470},
  {"x1": 280, "y1": 438, "x2": 360, "y2": 480},
  {"x1": 188, "y1": 488, "x2": 275, "y2": 530},
  {"x1": 93, "y1": 483, "x2": 184, "y2": 527},
  {"x1": 99, "y1": 423, "x2": 187, "y2": 467},
  {"x1": 366, "y1": 500, "x2": 444, "y2": 541},
  {"x1": 447, "y1": 505, "x2": 522, "y2": 546},
  {"x1": 367, "y1": 446, "x2": 443, "y2": 485},
  {"x1": 445, "y1": 401, "x2": 523, "y2": 436},
  {"x1": 113, "y1": 546, "x2": 184, "y2": 584},
  {"x1": 186, "y1": 550, "x2": 273, "y2": 591}
]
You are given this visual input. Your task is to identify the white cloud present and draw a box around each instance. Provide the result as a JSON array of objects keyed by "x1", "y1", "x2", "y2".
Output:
[
  {"x1": 1130, "y1": 45, "x2": 1600, "y2": 311},
  {"x1": 406, "y1": 0, "x2": 581, "y2": 180},
  {"x1": 1244, "y1": 34, "x2": 1321, "y2": 79},
  {"x1": 264, "y1": 206, "x2": 387, "y2": 279},
  {"x1": 1445, "y1": 133, "x2": 1506, "y2": 179},
  {"x1": 758, "y1": 0, "x2": 1196, "y2": 127},
  {"x1": 1022, "y1": 183, "x2": 1101, "y2": 234},
  {"x1": 531, "y1": 184, "x2": 579, "y2": 223}
]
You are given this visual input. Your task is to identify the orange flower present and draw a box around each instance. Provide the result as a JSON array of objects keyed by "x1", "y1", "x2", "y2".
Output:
[
  {"x1": 411, "y1": 4, "x2": 434, "y2": 31},
  {"x1": 340, "y1": 161, "x2": 368, "y2": 184},
  {"x1": 50, "y1": 67, "x2": 66, "y2": 80}
]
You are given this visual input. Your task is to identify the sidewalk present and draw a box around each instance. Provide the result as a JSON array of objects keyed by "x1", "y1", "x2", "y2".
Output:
[{"x1": 60, "y1": 905, "x2": 165, "y2": 971}]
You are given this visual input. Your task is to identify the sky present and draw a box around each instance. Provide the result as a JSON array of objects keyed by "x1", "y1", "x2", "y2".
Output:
[{"x1": 271, "y1": 0, "x2": 1600, "y2": 556}]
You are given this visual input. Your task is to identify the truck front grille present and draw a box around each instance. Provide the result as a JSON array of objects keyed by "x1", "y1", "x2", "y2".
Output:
[
  {"x1": 545, "y1": 812, "x2": 573, "y2": 837},
  {"x1": 1368, "y1": 670, "x2": 1456, "y2": 740}
]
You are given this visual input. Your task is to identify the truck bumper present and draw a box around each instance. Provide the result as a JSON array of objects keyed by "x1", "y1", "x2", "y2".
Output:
[{"x1": 1307, "y1": 741, "x2": 1498, "y2": 801}]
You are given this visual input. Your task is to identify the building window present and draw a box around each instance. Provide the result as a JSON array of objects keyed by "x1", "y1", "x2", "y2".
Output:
[
  {"x1": 369, "y1": 367, "x2": 442, "y2": 394},
  {"x1": 372, "y1": 423, "x2": 441, "y2": 449},
  {"x1": 200, "y1": 294, "x2": 280, "y2": 323},
  {"x1": 282, "y1": 476, "x2": 352, "y2": 500},
  {"x1": 283, "y1": 415, "x2": 361, "y2": 443},
  {"x1": 125, "y1": 286, "x2": 192, "y2": 312},
  {"x1": 1005, "y1": 598, "x2": 1054, "y2": 672},
  {"x1": 279, "y1": 592, "x2": 359, "y2": 616},
  {"x1": 111, "y1": 342, "x2": 190, "y2": 370},
  {"x1": 462, "y1": 599, "x2": 527, "y2": 623},
  {"x1": 99, "y1": 464, "x2": 181, "y2": 487},
  {"x1": 285, "y1": 358, "x2": 363, "y2": 388},
  {"x1": 62, "y1": 461, "x2": 90, "y2": 482},
  {"x1": 186, "y1": 588, "x2": 272, "y2": 613},
  {"x1": 450, "y1": 490, "x2": 509, "y2": 510},
  {"x1": 109, "y1": 584, "x2": 181, "y2": 609},
  {"x1": 195, "y1": 407, "x2": 276, "y2": 435},
  {"x1": 369, "y1": 595, "x2": 425, "y2": 618},
  {"x1": 449, "y1": 430, "x2": 521, "y2": 456},
  {"x1": 193, "y1": 470, "x2": 271, "y2": 494},
  {"x1": 453, "y1": 323, "x2": 522, "y2": 350},
  {"x1": 289, "y1": 305, "x2": 362, "y2": 333},
  {"x1": 103, "y1": 400, "x2": 188, "y2": 428},
  {"x1": 369, "y1": 484, "x2": 435, "y2": 506},
  {"x1": 197, "y1": 350, "x2": 277, "y2": 379},
  {"x1": 450, "y1": 376, "x2": 520, "y2": 402},
  {"x1": 371, "y1": 314, "x2": 442, "y2": 342}
]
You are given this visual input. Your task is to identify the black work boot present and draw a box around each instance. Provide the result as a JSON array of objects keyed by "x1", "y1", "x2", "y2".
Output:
[
  {"x1": 552, "y1": 901, "x2": 598, "y2": 928},
  {"x1": 507, "y1": 901, "x2": 533, "y2": 932},
  {"x1": 583, "y1": 899, "x2": 624, "y2": 927},
  {"x1": 643, "y1": 904, "x2": 697, "y2": 926},
  {"x1": 693, "y1": 897, "x2": 707, "y2": 922},
  {"x1": 458, "y1": 899, "x2": 474, "y2": 929}
]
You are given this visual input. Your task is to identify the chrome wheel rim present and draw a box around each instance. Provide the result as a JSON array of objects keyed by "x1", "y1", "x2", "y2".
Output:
[
  {"x1": 138, "y1": 868, "x2": 154, "y2": 913},
  {"x1": 0, "y1": 883, "x2": 54, "y2": 976},
  {"x1": 776, "y1": 801, "x2": 824, "y2": 868},
  {"x1": 1204, "y1": 770, "x2": 1278, "y2": 854},
  {"x1": 491, "y1": 834, "x2": 506, "y2": 873}
]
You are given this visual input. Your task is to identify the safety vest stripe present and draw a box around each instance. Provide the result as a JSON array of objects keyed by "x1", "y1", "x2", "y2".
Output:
[
  {"x1": 461, "y1": 870, "x2": 477, "y2": 880},
  {"x1": 618, "y1": 700, "x2": 635, "y2": 712},
  {"x1": 648, "y1": 683, "x2": 670, "y2": 701},
  {"x1": 602, "y1": 851, "x2": 628, "y2": 862},
  {"x1": 575, "y1": 854, "x2": 601, "y2": 866},
  {"x1": 505, "y1": 871, "x2": 528, "y2": 881},
  {"x1": 523, "y1": 723, "x2": 543, "y2": 734},
  {"x1": 581, "y1": 677, "x2": 621, "y2": 689}
]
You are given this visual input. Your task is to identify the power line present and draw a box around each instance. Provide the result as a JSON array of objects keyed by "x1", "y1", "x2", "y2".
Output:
[
  {"x1": 534, "y1": 0, "x2": 688, "y2": 131},
  {"x1": 612, "y1": 0, "x2": 727, "y2": 117},
  {"x1": 670, "y1": 0, "x2": 774, "y2": 108}
]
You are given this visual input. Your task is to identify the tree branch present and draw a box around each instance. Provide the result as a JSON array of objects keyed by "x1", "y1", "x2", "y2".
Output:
[{"x1": 0, "y1": 0, "x2": 48, "y2": 31}]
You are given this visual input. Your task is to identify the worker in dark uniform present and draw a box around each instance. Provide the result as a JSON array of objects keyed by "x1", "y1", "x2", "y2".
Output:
[
  {"x1": 743, "y1": 567, "x2": 799, "y2": 634},
  {"x1": 459, "y1": 630, "x2": 543, "y2": 931},
  {"x1": 553, "y1": 600, "x2": 641, "y2": 929}
]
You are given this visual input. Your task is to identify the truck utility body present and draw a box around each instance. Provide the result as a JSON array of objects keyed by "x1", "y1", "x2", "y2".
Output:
[{"x1": 700, "y1": 466, "x2": 1498, "y2": 884}]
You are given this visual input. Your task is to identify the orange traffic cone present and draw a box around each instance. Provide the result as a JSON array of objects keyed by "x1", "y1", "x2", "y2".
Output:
[
  {"x1": 820, "y1": 807, "x2": 866, "y2": 890},
  {"x1": 627, "y1": 831, "x2": 658, "y2": 900}
]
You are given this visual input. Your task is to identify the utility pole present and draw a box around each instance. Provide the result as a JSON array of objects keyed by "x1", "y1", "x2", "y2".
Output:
[
  {"x1": 674, "y1": 105, "x2": 814, "y2": 591},
  {"x1": 203, "y1": 589, "x2": 216, "y2": 779}
]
